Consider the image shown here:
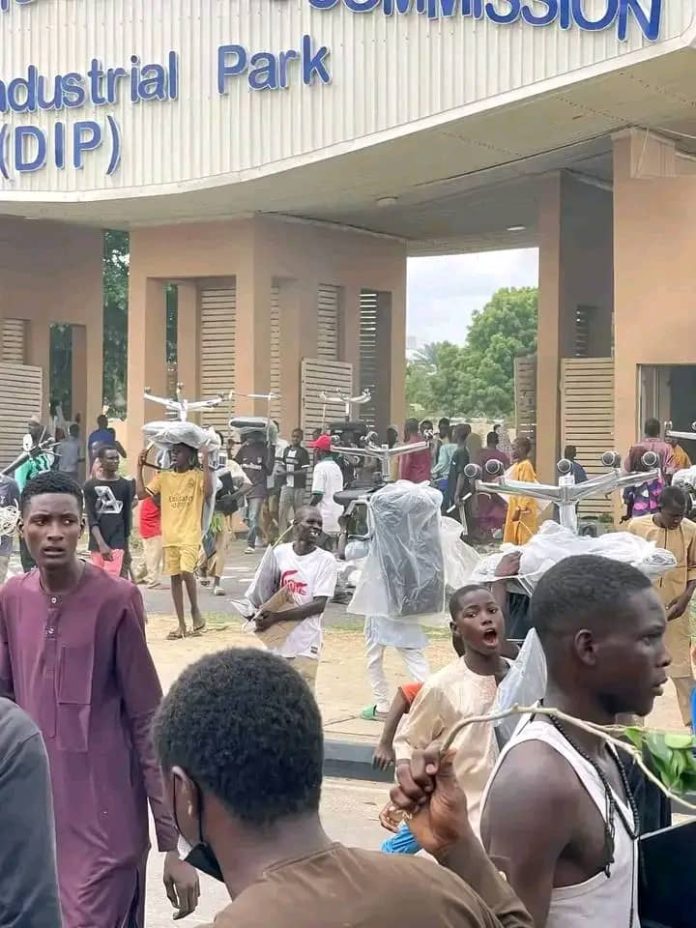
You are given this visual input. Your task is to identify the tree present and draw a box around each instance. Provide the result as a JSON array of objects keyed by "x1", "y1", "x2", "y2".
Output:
[
  {"x1": 102, "y1": 231, "x2": 181, "y2": 416},
  {"x1": 458, "y1": 286, "x2": 538, "y2": 417},
  {"x1": 405, "y1": 286, "x2": 537, "y2": 419},
  {"x1": 103, "y1": 230, "x2": 130, "y2": 414}
]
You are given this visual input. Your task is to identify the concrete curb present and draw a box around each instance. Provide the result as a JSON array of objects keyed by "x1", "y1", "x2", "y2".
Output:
[
  {"x1": 323, "y1": 739, "x2": 696, "y2": 819},
  {"x1": 323, "y1": 739, "x2": 392, "y2": 784}
]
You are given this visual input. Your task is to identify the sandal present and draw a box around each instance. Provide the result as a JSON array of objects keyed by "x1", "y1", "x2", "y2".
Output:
[
  {"x1": 360, "y1": 705, "x2": 388, "y2": 722},
  {"x1": 166, "y1": 629, "x2": 186, "y2": 641}
]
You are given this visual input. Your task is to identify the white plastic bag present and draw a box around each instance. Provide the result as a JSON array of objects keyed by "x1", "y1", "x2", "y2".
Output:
[
  {"x1": 245, "y1": 546, "x2": 281, "y2": 609},
  {"x1": 493, "y1": 630, "x2": 547, "y2": 745},
  {"x1": 142, "y1": 420, "x2": 221, "y2": 453},
  {"x1": 440, "y1": 517, "x2": 482, "y2": 590}
]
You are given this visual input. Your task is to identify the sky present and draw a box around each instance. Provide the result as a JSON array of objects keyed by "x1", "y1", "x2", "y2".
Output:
[{"x1": 406, "y1": 248, "x2": 539, "y2": 347}]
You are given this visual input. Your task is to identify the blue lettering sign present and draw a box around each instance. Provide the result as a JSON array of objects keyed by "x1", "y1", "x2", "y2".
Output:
[
  {"x1": 0, "y1": 0, "x2": 36, "y2": 13},
  {"x1": 14, "y1": 124, "x2": 45, "y2": 172},
  {"x1": 0, "y1": 116, "x2": 122, "y2": 178},
  {"x1": 307, "y1": 0, "x2": 663, "y2": 41},
  {"x1": 217, "y1": 35, "x2": 330, "y2": 92},
  {"x1": 72, "y1": 120, "x2": 101, "y2": 169},
  {"x1": 0, "y1": 52, "x2": 179, "y2": 114}
]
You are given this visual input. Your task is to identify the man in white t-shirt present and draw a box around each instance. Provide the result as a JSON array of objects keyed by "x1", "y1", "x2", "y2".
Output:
[
  {"x1": 254, "y1": 507, "x2": 338, "y2": 691},
  {"x1": 309, "y1": 435, "x2": 344, "y2": 548}
]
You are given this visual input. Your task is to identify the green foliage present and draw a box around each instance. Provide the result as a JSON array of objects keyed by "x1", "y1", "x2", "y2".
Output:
[
  {"x1": 406, "y1": 286, "x2": 538, "y2": 419},
  {"x1": 624, "y1": 727, "x2": 696, "y2": 793},
  {"x1": 101, "y1": 231, "x2": 178, "y2": 416},
  {"x1": 103, "y1": 230, "x2": 130, "y2": 415}
]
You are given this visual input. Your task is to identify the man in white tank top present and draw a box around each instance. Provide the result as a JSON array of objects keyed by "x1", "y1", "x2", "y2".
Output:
[{"x1": 480, "y1": 555, "x2": 670, "y2": 928}]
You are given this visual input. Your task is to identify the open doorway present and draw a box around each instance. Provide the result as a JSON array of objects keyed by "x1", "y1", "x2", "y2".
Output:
[{"x1": 639, "y1": 365, "x2": 696, "y2": 462}]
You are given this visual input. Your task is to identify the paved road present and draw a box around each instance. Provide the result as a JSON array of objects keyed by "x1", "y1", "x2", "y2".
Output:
[
  {"x1": 4, "y1": 540, "x2": 357, "y2": 629},
  {"x1": 139, "y1": 540, "x2": 358, "y2": 629},
  {"x1": 145, "y1": 777, "x2": 388, "y2": 926}
]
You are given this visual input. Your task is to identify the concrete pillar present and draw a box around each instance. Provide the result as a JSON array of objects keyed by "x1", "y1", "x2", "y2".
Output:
[
  {"x1": 85, "y1": 307, "x2": 104, "y2": 434},
  {"x1": 536, "y1": 174, "x2": 563, "y2": 482},
  {"x1": 387, "y1": 277, "x2": 407, "y2": 434},
  {"x1": 253, "y1": 273, "x2": 273, "y2": 418},
  {"x1": 374, "y1": 292, "x2": 393, "y2": 436},
  {"x1": 535, "y1": 171, "x2": 614, "y2": 481},
  {"x1": 278, "y1": 276, "x2": 317, "y2": 428},
  {"x1": 27, "y1": 316, "x2": 51, "y2": 423},
  {"x1": 341, "y1": 285, "x2": 362, "y2": 385},
  {"x1": 612, "y1": 130, "x2": 696, "y2": 459},
  {"x1": 235, "y1": 262, "x2": 275, "y2": 417},
  {"x1": 127, "y1": 276, "x2": 168, "y2": 458},
  {"x1": 71, "y1": 324, "x2": 87, "y2": 424},
  {"x1": 176, "y1": 281, "x2": 200, "y2": 402}
]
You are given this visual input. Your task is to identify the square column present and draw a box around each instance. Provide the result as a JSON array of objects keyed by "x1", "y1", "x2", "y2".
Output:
[
  {"x1": 235, "y1": 266, "x2": 274, "y2": 417},
  {"x1": 341, "y1": 285, "x2": 362, "y2": 387},
  {"x1": 27, "y1": 317, "x2": 51, "y2": 423},
  {"x1": 71, "y1": 325, "x2": 87, "y2": 424},
  {"x1": 386, "y1": 281, "x2": 406, "y2": 435},
  {"x1": 536, "y1": 173, "x2": 614, "y2": 481},
  {"x1": 536, "y1": 174, "x2": 563, "y2": 482},
  {"x1": 613, "y1": 131, "x2": 696, "y2": 456},
  {"x1": 126, "y1": 276, "x2": 168, "y2": 457},
  {"x1": 277, "y1": 278, "x2": 314, "y2": 431},
  {"x1": 176, "y1": 281, "x2": 200, "y2": 403}
]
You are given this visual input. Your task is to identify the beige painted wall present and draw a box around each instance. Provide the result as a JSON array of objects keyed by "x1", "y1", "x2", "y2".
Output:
[
  {"x1": 613, "y1": 131, "x2": 696, "y2": 459},
  {"x1": 0, "y1": 218, "x2": 103, "y2": 432},
  {"x1": 126, "y1": 216, "x2": 407, "y2": 455},
  {"x1": 536, "y1": 173, "x2": 613, "y2": 480}
]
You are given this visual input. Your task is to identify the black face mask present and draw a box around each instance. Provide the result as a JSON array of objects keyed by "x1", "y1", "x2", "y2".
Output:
[
  {"x1": 178, "y1": 836, "x2": 224, "y2": 883},
  {"x1": 173, "y1": 780, "x2": 224, "y2": 883}
]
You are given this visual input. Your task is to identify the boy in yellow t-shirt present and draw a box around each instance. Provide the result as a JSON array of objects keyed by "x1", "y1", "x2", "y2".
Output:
[{"x1": 136, "y1": 443, "x2": 214, "y2": 639}]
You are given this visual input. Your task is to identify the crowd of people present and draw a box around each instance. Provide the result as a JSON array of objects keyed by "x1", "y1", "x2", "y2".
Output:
[{"x1": 0, "y1": 408, "x2": 693, "y2": 927}]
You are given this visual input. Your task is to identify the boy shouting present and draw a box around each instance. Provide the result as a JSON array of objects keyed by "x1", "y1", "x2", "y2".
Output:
[{"x1": 392, "y1": 584, "x2": 509, "y2": 835}]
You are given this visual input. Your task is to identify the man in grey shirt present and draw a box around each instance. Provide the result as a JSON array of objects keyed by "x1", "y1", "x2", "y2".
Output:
[
  {"x1": 56, "y1": 424, "x2": 84, "y2": 481},
  {"x1": 0, "y1": 697, "x2": 62, "y2": 926},
  {"x1": 0, "y1": 475, "x2": 19, "y2": 585}
]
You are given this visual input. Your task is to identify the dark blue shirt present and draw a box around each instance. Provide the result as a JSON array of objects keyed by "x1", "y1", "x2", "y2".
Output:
[
  {"x1": 569, "y1": 460, "x2": 588, "y2": 484},
  {"x1": 87, "y1": 428, "x2": 112, "y2": 463}
]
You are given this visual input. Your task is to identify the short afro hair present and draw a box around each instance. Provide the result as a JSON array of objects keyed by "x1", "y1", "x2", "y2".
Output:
[
  {"x1": 449, "y1": 584, "x2": 489, "y2": 620},
  {"x1": 154, "y1": 649, "x2": 323, "y2": 827},
  {"x1": 531, "y1": 554, "x2": 652, "y2": 644},
  {"x1": 660, "y1": 485, "x2": 689, "y2": 510},
  {"x1": 20, "y1": 470, "x2": 83, "y2": 515},
  {"x1": 96, "y1": 443, "x2": 119, "y2": 460}
]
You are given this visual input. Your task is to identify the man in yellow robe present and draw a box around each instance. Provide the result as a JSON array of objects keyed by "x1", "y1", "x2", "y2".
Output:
[{"x1": 503, "y1": 436, "x2": 539, "y2": 545}]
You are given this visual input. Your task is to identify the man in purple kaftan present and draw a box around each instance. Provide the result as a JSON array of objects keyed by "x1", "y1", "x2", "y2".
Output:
[{"x1": 0, "y1": 471, "x2": 199, "y2": 928}]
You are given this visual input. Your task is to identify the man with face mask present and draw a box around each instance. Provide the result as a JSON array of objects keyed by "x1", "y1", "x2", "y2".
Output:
[{"x1": 154, "y1": 647, "x2": 534, "y2": 928}]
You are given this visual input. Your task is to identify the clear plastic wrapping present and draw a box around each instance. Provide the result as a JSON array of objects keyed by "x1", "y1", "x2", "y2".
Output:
[
  {"x1": 440, "y1": 516, "x2": 482, "y2": 591},
  {"x1": 142, "y1": 420, "x2": 221, "y2": 452},
  {"x1": 470, "y1": 521, "x2": 677, "y2": 594},
  {"x1": 492, "y1": 630, "x2": 547, "y2": 745},
  {"x1": 673, "y1": 466, "x2": 696, "y2": 489},
  {"x1": 349, "y1": 481, "x2": 445, "y2": 618}
]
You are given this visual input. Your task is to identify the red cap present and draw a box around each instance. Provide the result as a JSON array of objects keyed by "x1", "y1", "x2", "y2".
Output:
[{"x1": 310, "y1": 434, "x2": 332, "y2": 452}]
